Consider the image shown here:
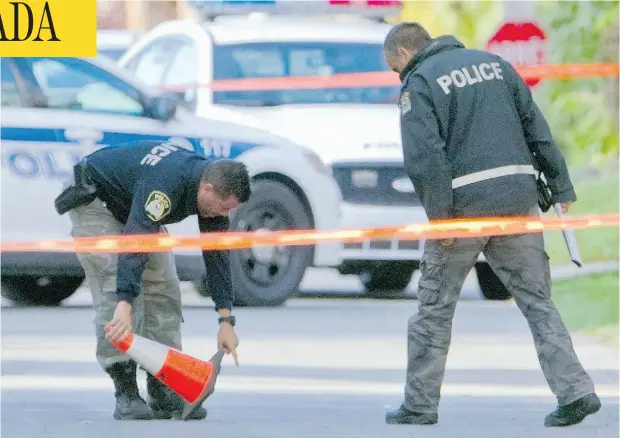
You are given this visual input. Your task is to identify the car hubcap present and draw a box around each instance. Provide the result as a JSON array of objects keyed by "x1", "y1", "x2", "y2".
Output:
[
  {"x1": 239, "y1": 208, "x2": 292, "y2": 286},
  {"x1": 250, "y1": 227, "x2": 276, "y2": 263}
]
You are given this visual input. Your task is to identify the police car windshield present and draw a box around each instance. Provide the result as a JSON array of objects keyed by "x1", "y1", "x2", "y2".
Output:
[{"x1": 212, "y1": 41, "x2": 400, "y2": 106}]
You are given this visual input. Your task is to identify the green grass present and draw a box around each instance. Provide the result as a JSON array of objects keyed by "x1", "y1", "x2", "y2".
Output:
[
  {"x1": 552, "y1": 271, "x2": 619, "y2": 346},
  {"x1": 543, "y1": 171, "x2": 619, "y2": 266}
]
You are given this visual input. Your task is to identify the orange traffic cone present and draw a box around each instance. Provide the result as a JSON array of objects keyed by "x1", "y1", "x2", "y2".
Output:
[{"x1": 112, "y1": 332, "x2": 224, "y2": 421}]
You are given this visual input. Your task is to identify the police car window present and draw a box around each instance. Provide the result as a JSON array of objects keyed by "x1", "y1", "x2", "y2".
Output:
[
  {"x1": 27, "y1": 59, "x2": 144, "y2": 117},
  {"x1": 212, "y1": 42, "x2": 400, "y2": 106},
  {"x1": 163, "y1": 43, "x2": 198, "y2": 86},
  {"x1": 226, "y1": 48, "x2": 285, "y2": 78},
  {"x1": 162, "y1": 42, "x2": 199, "y2": 109},
  {"x1": 1, "y1": 59, "x2": 23, "y2": 107},
  {"x1": 130, "y1": 39, "x2": 180, "y2": 86},
  {"x1": 289, "y1": 49, "x2": 333, "y2": 76}
]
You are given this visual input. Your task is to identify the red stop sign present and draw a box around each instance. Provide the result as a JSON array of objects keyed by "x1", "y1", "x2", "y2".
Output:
[{"x1": 486, "y1": 22, "x2": 546, "y2": 87}]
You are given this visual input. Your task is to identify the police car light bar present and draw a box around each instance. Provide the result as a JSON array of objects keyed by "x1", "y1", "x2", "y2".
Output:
[{"x1": 187, "y1": 0, "x2": 403, "y2": 20}]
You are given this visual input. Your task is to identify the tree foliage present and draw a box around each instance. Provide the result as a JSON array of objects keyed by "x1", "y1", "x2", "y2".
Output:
[
  {"x1": 431, "y1": 1, "x2": 503, "y2": 49},
  {"x1": 534, "y1": 1, "x2": 619, "y2": 166},
  {"x1": 396, "y1": 0, "x2": 502, "y2": 48}
]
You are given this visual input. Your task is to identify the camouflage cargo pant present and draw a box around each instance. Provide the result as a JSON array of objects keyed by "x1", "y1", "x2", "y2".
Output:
[
  {"x1": 64, "y1": 180, "x2": 183, "y2": 370},
  {"x1": 405, "y1": 204, "x2": 596, "y2": 413}
]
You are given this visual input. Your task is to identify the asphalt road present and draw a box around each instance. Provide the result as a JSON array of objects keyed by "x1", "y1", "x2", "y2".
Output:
[
  {"x1": 2, "y1": 268, "x2": 618, "y2": 438},
  {"x1": 0, "y1": 266, "x2": 485, "y2": 309}
]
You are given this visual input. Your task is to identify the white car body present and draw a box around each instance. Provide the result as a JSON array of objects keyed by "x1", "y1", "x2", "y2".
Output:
[
  {"x1": 0, "y1": 55, "x2": 343, "y2": 307},
  {"x1": 117, "y1": 2, "x2": 509, "y2": 300}
]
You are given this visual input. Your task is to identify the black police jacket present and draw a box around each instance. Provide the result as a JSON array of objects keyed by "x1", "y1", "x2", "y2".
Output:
[
  {"x1": 83, "y1": 140, "x2": 233, "y2": 311},
  {"x1": 398, "y1": 35, "x2": 576, "y2": 220}
]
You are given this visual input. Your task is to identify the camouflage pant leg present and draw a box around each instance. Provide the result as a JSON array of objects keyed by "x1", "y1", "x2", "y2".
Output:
[
  {"x1": 140, "y1": 244, "x2": 183, "y2": 352},
  {"x1": 65, "y1": 180, "x2": 183, "y2": 369},
  {"x1": 483, "y1": 210, "x2": 596, "y2": 406},
  {"x1": 405, "y1": 236, "x2": 486, "y2": 413},
  {"x1": 67, "y1": 192, "x2": 134, "y2": 370}
]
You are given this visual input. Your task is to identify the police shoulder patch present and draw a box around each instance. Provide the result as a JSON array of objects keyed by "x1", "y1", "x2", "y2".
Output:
[
  {"x1": 144, "y1": 190, "x2": 172, "y2": 222},
  {"x1": 399, "y1": 91, "x2": 411, "y2": 116}
]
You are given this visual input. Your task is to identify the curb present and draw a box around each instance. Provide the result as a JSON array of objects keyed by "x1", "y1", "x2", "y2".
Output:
[{"x1": 550, "y1": 261, "x2": 618, "y2": 281}]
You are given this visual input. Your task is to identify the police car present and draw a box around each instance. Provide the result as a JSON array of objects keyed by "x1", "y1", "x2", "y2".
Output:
[
  {"x1": 0, "y1": 55, "x2": 343, "y2": 307},
  {"x1": 97, "y1": 29, "x2": 140, "y2": 61},
  {"x1": 117, "y1": 0, "x2": 511, "y2": 300}
]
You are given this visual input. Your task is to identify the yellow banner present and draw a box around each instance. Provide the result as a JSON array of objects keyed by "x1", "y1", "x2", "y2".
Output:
[{"x1": 0, "y1": 0, "x2": 97, "y2": 57}]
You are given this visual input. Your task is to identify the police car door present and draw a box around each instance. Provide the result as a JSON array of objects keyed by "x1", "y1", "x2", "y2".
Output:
[
  {"x1": 0, "y1": 58, "x2": 61, "y2": 245},
  {"x1": 2, "y1": 56, "x2": 203, "y2": 244}
]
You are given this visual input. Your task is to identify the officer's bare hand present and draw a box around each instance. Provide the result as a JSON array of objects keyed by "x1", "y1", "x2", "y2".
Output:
[
  {"x1": 105, "y1": 301, "x2": 133, "y2": 343},
  {"x1": 217, "y1": 324, "x2": 239, "y2": 367},
  {"x1": 561, "y1": 201, "x2": 573, "y2": 213}
]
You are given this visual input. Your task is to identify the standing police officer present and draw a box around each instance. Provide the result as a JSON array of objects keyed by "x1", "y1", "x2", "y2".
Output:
[
  {"x1": 382, "y1": 22, "x2": 601, "y2": 427},
  {"x1": 55, "y1": 140, "x2": 251, "y2": 421}
]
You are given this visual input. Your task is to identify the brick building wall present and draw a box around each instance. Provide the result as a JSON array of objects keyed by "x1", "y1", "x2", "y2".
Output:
[
  {"x1": 97, "y1": 0, "x2": 196, "y2": 31},
  {"x1": 97, "y1": 0, "x2": 127, "y2": 29}
]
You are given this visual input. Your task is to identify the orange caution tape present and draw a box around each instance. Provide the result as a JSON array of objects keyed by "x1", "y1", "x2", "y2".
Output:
[
  {"x1": 1, "y1": 213, "x2": 618, "y2": 254},
  {"x1": 162, "y1": 63, "x2": 619, "y2": 93},
  {"x1": 517, "y1": 63, "x2": 620, "y2": 80}
]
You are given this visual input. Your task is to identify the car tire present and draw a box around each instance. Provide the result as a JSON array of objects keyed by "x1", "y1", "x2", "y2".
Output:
[
  {"x1": 475, "y1": 262, "x2": 512, "y2": 300},
  {"x1": 1, "y1": 275, "x2": 84, "y2": 306},
  {"x1": 226, "y1": 179, "x2": 313, "y2": 307},
  {"x1": 361, "y1": 261, "x2": 417, "y2": 299},
  {"x1": 193, "y1": 276, "x2": 211, "y2": 298}
]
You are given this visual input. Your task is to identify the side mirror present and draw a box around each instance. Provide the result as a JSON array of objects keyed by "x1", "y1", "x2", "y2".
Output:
[
  {"x1": 149, "y1": 93, "x2": 178, "y2": 122},
  {"x1": 168, "y1": 91, "x2": 186, "y2": 103},
  {"x1": 168, "y1": 89, "x2": 197, "y2": 112}
]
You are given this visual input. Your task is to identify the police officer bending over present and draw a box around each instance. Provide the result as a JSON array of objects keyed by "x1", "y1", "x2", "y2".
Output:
[
  {"x1": 382, "y1": 22, "x2": 600, "y2": 427},
  {"x1": 55, "y1": 140, "x2": 251, "y2": 421}
]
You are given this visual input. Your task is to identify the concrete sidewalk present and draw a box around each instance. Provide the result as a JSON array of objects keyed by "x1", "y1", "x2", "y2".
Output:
[{"x1": 1, "y1": 260, "x2": 616, "y2": 309}]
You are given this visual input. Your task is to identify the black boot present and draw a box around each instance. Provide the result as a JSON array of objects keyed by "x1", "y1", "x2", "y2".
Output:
[
  {"x1": 544, "y1": 393, "x2": 601, "y2": 427},
  {"x1": 105, "y1": 361, "x2": 153, "y2": 420},
  {"x1": 385, "y1": 405, "x2": 438, "y2": 425},
  {"x1": 146, "y1": 374, "x2": 207, "y2": 420}
]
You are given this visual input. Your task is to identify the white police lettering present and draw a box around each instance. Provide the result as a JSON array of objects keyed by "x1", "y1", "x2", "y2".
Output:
[
  {"x1": 201, "y1": 138, "x2": 232, "y2": 158},
  {"x1": 166, "y1": 137, "x2": 194, "y2": 151},
  {"x1": 140, "y1": 142, "x2": 180, "y2": 166},
  {"x1": 436, "y1": 62, "x2": 504, "y2": 95}
]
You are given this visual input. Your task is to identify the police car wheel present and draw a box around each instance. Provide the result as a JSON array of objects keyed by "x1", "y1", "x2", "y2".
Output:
[
  {"x1": 1, "y1": 275, "x2": 84, "y2": 306},
  {"x1": 360, "y1": 261, "x2": 417, "y2": 298},
  {"x1": 193, "y1": 275, "x2": 211, "y2": 298},
  {"x1": 475, "y1": 263, "x2": 512, "y2": 301},
  {"x1": 229, "y1": 180, "x2": 313, "y2": 307}
]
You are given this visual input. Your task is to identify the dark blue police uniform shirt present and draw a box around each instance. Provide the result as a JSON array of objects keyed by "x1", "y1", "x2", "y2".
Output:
[{"x1": 83, "y1": 140, "x2": 233, "y2": 311}]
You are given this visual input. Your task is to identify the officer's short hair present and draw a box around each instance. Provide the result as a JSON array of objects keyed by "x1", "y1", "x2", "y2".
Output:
[
  {"x1": 384, "y1": 22, "x2": 432, "y2": 59},
  {"x1": 202, "y1": 160, "x2": 251, "y2": 203}
]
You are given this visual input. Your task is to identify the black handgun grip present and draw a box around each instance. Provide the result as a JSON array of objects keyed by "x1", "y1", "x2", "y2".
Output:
[
  {"x1": 54, "y1": 162, "x2": 98, "y2": 215},
  {"x1": 537, "y1": 174, "x2": 553, "y2": 213}
]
